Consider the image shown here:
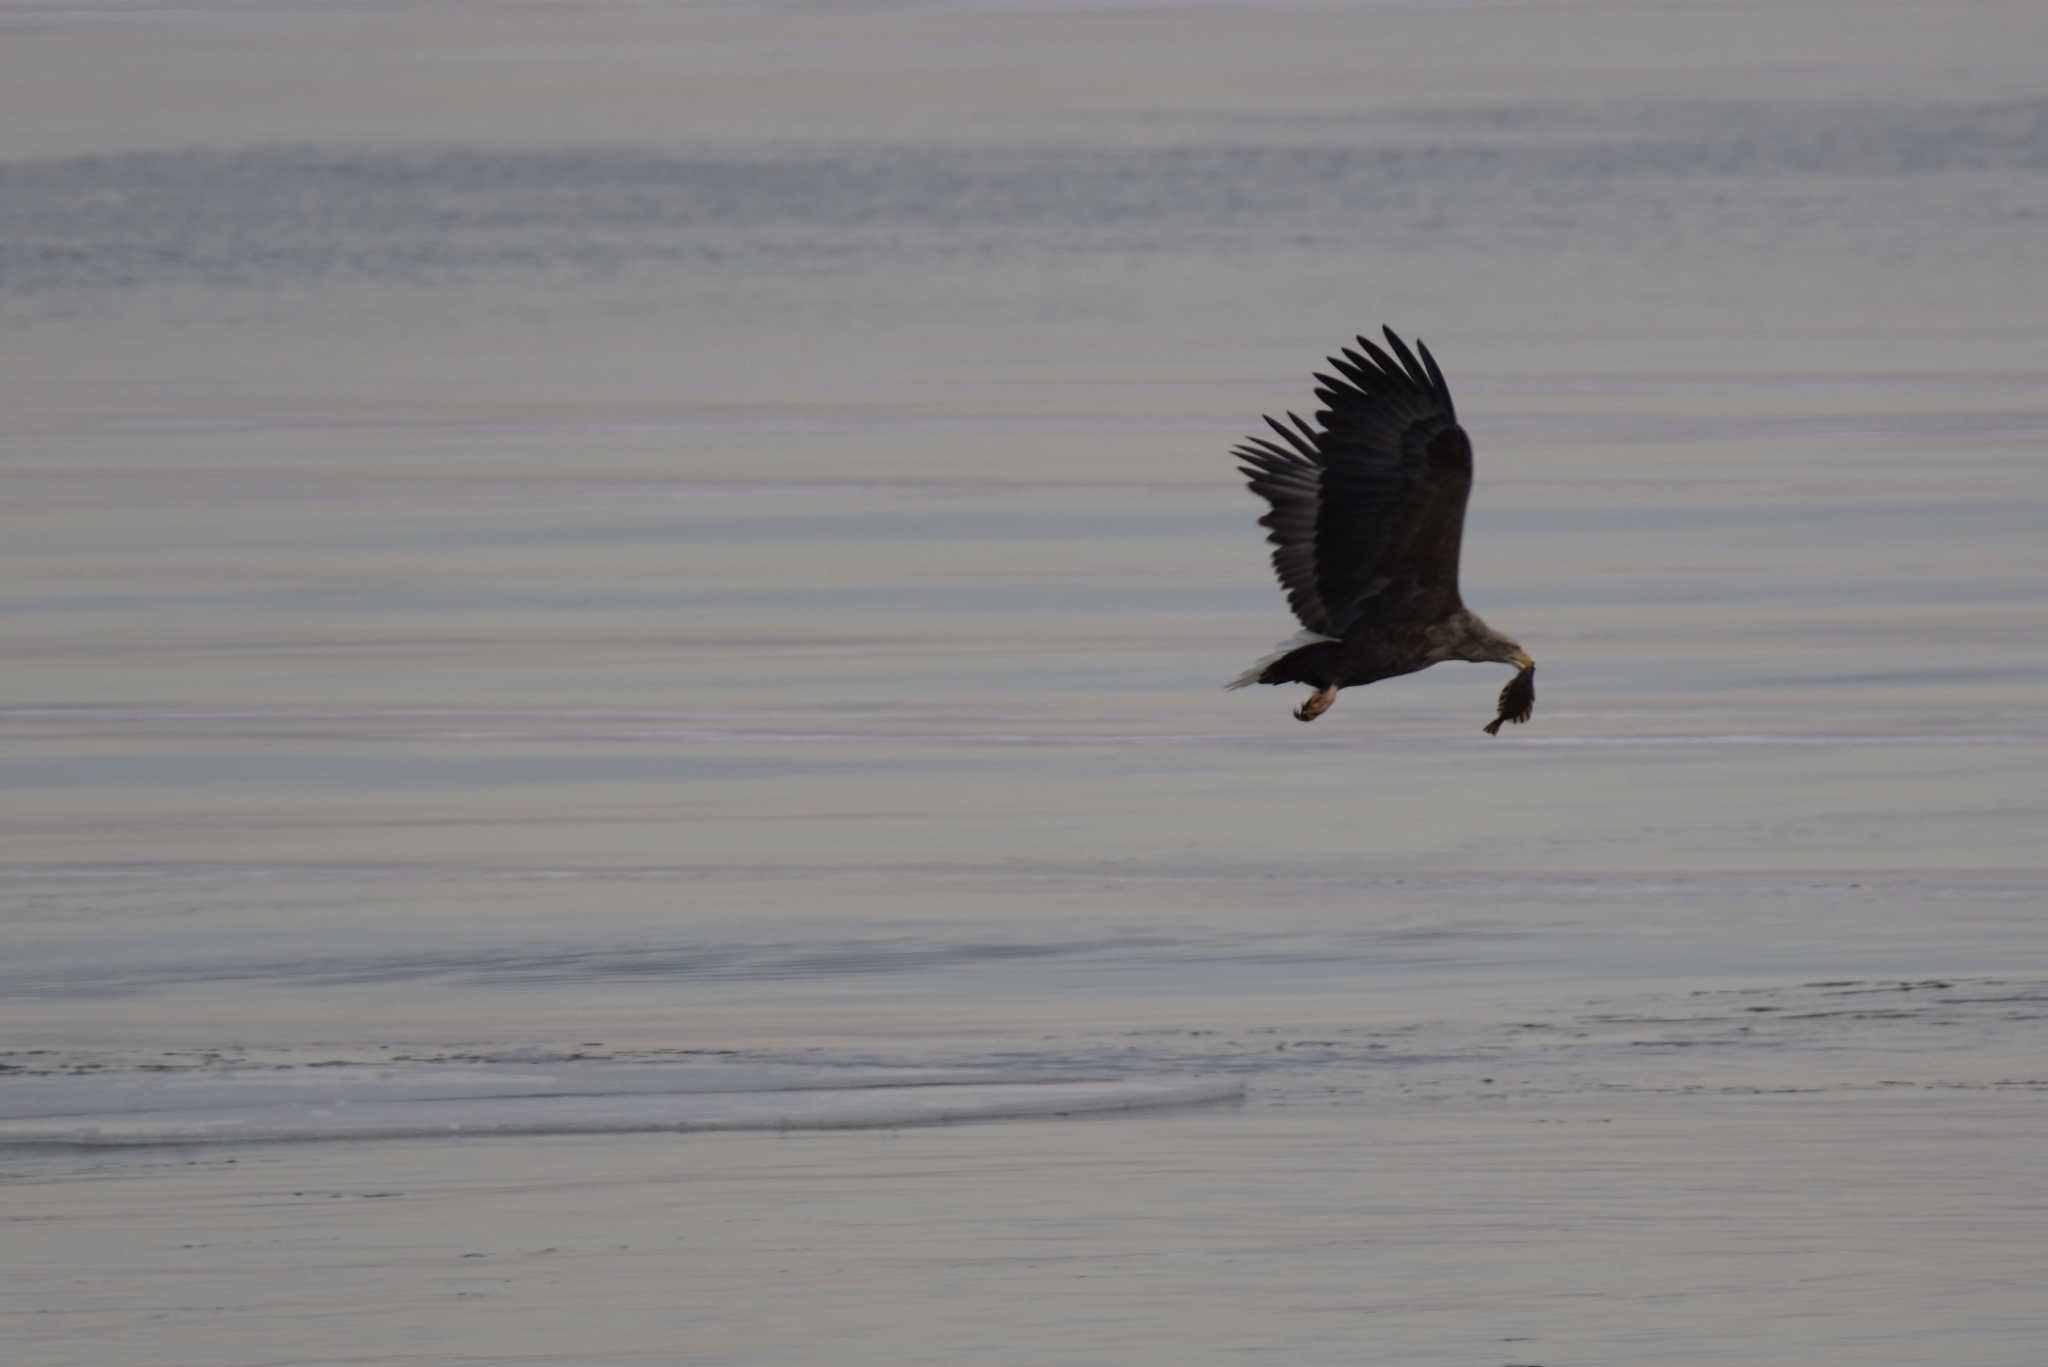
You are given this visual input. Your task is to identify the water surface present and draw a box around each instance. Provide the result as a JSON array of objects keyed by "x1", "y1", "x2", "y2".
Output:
[{"x1": 3, "y1": 3, "x2": 2046, "y2": 1364}]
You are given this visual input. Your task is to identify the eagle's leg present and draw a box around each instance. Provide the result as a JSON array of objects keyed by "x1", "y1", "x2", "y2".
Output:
[{"x1": 1294, "y1": 684, "x2": 1338, "y2": 723}]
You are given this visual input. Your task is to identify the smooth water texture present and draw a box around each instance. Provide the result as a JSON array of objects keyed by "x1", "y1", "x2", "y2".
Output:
[{"x1": 3, "y1": 3, "x2": 2047, "y2": 1365}]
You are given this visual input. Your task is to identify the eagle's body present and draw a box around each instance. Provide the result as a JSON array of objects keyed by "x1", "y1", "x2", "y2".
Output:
[{"x1": 1228, "y1": 327, "x2": 1536, "y2": 732}]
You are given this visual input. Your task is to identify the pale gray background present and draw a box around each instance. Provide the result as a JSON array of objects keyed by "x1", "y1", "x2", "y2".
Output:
[{"x1": 3, "y1": 2, "x2": 2046, "y2": 1364}]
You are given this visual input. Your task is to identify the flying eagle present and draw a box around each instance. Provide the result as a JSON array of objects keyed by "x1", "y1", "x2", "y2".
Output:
[{"x1": 1227, "y1": 327, "x2": 1536, "y2": 733}]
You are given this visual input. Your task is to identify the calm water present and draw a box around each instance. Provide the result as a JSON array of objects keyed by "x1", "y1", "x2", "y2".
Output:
[{"x1": 3, "y1": 3, "x2": 2046, "y2": 1364}]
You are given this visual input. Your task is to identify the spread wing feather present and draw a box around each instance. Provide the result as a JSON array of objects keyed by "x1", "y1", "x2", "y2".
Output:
[{"x1": 1233, "y1": 326, "x2": 1474, "y2": 636}]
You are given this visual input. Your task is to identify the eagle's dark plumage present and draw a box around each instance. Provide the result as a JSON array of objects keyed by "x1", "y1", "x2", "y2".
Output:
[{"x1": 1228, "y1": 327, "x2": 1535, "y2": 732}]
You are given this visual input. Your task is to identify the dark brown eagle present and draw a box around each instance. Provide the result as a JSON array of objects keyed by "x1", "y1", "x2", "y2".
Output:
[{"x1": 1227, "y1": 326, "x2": 1536, "y2": 733}]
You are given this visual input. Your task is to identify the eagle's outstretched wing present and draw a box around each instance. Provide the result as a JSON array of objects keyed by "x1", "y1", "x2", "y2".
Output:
[{"x1": 1233, "y1": 327, "x2": 1472, "y2": 636}]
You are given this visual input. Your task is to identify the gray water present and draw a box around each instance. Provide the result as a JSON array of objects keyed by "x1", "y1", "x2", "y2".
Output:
[{"x1": 3, "y1": 3, "x2": 2047, "y2": 1364}]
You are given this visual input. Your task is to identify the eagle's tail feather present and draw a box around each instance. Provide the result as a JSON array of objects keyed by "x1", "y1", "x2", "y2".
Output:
[{"x1": 1225, "y1": 629, "x2": 1338, "y2": 690}]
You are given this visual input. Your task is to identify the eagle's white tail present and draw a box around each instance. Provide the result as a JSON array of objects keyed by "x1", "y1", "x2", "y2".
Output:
[{"x1": 1224, "y1": 629, "x2": 1338, "y2": 690}]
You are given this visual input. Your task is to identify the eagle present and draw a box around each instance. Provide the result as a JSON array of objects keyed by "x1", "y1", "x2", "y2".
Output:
[{"x1": 1227, "y1": 326, "x2": 1536, "y2": 733}]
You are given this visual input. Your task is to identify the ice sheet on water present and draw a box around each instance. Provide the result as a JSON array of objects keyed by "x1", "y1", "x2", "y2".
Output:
[{"x1": 0, "y1": 1060, "x2": 1244, "y2": 1148}]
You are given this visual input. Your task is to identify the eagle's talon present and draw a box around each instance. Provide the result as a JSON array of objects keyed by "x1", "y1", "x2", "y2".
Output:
[{"x1": 1294, "y1": 686, "x2": 1337, "y2": 722}]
